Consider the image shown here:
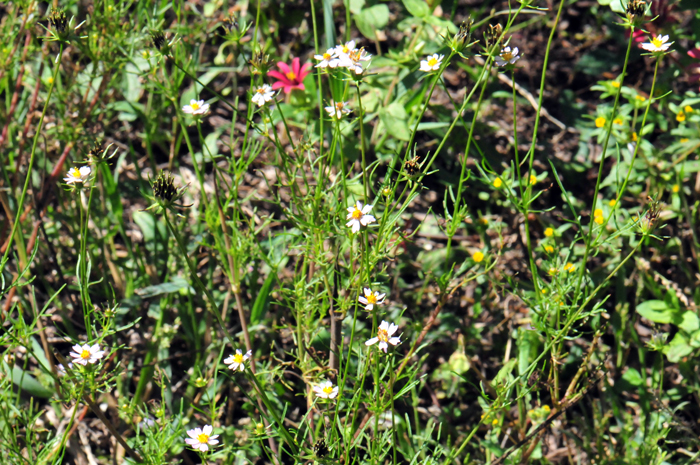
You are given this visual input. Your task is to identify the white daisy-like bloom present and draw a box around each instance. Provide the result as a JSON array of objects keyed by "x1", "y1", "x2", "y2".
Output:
[
  {"x1": 251, "y1": 85, "x2": 275, "y2": 107},
  {"x1": 358, "y1": 287, "x2": 386, "y2": 311},
  {"x1": 63, "y1": 166, "x2": 91, "y2": 185},
  {"x1": 324, "y1": 101, "x2": 351, "y2": 119},
  {"x1": 346, "y1": 201, "x2": 376, "y2": 233},
  {"x1": 419, "y1": 54, "x2": 444, "y2": 72},
  {"x1": 365, "y1": 320, "x2": 401, "y2": 353},
  {"x1": 223, "y1": 349, "x2": 252, "y2": 371},
  {"x1": 57, "y1": 362, "x2": 73, "y2": 375},
  {"x1": 182, "y1": 99, "x2": 210, "y2": 115},
  {"x1": 641, "y1": 35, "x2": 672, "y2": 53},
  {"x1": 185, "y1": 425, "x2": 219, "y2": 452},
  {"x1": 334, "y1": 40, "x2": 356, "y2": 58},
  {"x1": 314, "y1": 48, "x2": 339, "y2": 68},
  {"x1": 494, "y1": 47, "x2": 520, "y2": 67},
  {"x1": 313, "y1": 380, "x2": 339, "y2": 399},
  {"x1": 69, "y1": 343, "x2": 106, "y2": 366},
  {"x1": 338, "y1": 48, "x2": 371, "y2": 75}
]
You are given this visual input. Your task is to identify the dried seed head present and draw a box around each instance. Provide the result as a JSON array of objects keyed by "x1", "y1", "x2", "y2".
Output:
[
  {"x1": 403, "y1": 156, "x2": 421, "y2": 177},
  {"x1": 452, "y1": 18, "x2": 473, "y2": 52},
  {"x1": 626, "y1": 0, "x2": 646, "y2": 22},
  {"x1": 150, "y1": 30, "x2": 166, "y2": 51},
  {"x1": 223, "y1": 14, "x2": 238, "y2": 33},
  {"x1": 152, "y1": 171, "x2": 177, "y2": 203},
  {"x1": 50, "y1": 9, "x2": 68, "y2": 34},
  {"x1": 250, "y1": 51, "x2": 271, "y2": 75},
  {"x1": 484, "y1": 23, "x2": 503, "y2": 49},
  {"x1": 313, "y1": 438, "x2": 329, "y2": 458}
]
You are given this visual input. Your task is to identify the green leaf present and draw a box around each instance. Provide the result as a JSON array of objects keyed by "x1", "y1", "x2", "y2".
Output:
[
  {"x1": 636, "y1": 300, "x2": 676, "y2": 324},
  {"x1": 622, "y1": 368, "x2": 644, "y2": 386},
  {"x1": 664, "y1": 332, "x2": 694, "y2": 363},
  {"x1": 379, "y1": 109, "x2": 411, "y2": 141},
  {"x1": 679, "y1": 311, "x2": 700, "y2": 333},
  {"x1": 597, "y1": 0, "x2": 625, "y2": 12},
  {"x1": 135, "y1": 277, "x2": 193, "y2": 298},
  {"x1": 355, "y1": 5, "x2": 390, "y2": 39},
  {"x1": 402, "y1": 0, "x2": 430, "y2": 18},
  {"x1": 1, "y1": 363, "x2": 53, "y2": 398},
  {"x1": 250, "y1": 271, "x2": 276, "y2": 324}
]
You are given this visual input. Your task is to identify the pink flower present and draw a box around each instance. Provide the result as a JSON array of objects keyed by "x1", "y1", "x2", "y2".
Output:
[
  {"x1": 688, "y1": 48, "x2": 700, "y2": 90},
  {"x1": 268, "y1": 57, "x2": 311, "y2": 94}
]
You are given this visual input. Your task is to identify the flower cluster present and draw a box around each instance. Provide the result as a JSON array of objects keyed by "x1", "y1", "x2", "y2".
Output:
[{"x1": 314, "y1": 40, "x2": 372, "y2": 75}]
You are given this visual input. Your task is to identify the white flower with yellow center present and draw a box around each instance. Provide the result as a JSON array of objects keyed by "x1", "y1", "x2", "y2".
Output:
[
  {"x1": 334, "y1": 40, "x2": 356, "y2": 58},
  {"x1": 365, "y1": 320, "x2": 401, "y2": 353},
  {"x1": 185, "y1": 425, "x2": 219, "y2": 452},
  {"x1": 338, "y1": 47, "x2": 371, "y2": 75},
  {"x1": 641, "y1": 35, "x2": 672, "y2": 53},
  {"x1": 419, "y1": 54, "x2": 444, "y2": 72},
  {"x1": 182, "y1": 99, "x2": 210, "y2": 115},
  {"x1": 69, "y1": 343, "x2": 106, "y2": 366},
  {"x1": 325, "y1": 101, "x2": 351, "y2": 119},
  {"x1": 495, "y1": 46, "x2": 520, "y2": 67},
  {"x1": 313, "y1": 380, "x2": 339, "y2": 399},
  {"x1": 346, "y1": 201, "x2": 376, "y2": 233},
  {"x1": 251, "y1": 85, "x2": 275, "y2": 107},
  {"x1": 359, "y1": 287, "x2": 386, "y2": 311},
  {"x1": 64, "y1": 166, "x2": 91, "y2": 185},
  {"x1": 223, "y1": 349, "x2": 252, "y2": 371},
  {"x1": 314, "y1": 48, "x2": 339, "y2": 68}
]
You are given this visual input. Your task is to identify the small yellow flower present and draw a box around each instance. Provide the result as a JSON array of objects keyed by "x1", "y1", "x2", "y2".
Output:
[
  {"x1": 544, "y1": 227, "x2": 554, "y2": 237},
  {"x1": 613, "y1": 118, "x2": 623, "y2": 125},
  {"x1": 479, "y1": 217, "x2": 489, "y2": 225},
  {"x1": 543, "y1": 405, "x2": 551, "y2": 412},
  {"x1": 492, "y1": 418, "x2": 499, "y2": 425},
  {"x1": 677, "y1": 111, "x2": 686, "y2": 122},
  {"x1": 680, "y1": 138, "x2": 689, "y2": 143},
  {"x1": 631, "y1": 132, "x2": 638, "y2": 142},
  {"x1": 595, "y1": 117, "x2": 606, "y2": 128},
  {"x1": 611, "y1": 81, "x2": 620, "y2": 88},
  {"x1": 594, "y1": 215, "x2": 604, "y2": 225},
  {"x1": 544, "y1": 245, "x2": 554, "y2": 253},
  {"x1": 472, "y1": 251, "x2": 485, "y2": 263},
  {"x1": 635, "y1": 95, "x2": 646, "y2": 102},
  {"x1": 142, "y1": 51, "x2": 150, "y2": 59},
  {"x1": 672, "y1": 184, "x2": 680, "y2": 193},
  {"x1": 529, "y1": 174, "x2": 537, "y2": 185},
  {"x1": 493, "y1": 177, "x2": 503, "y2": 188},
  {"x1": 684, "y1": 106, "x2": 693, "y2": 113},
  {"x1": 594, "y1": 208, "x2": 603, "y2": 217},
  {"x1": 609, "y1": 199, "x2": 617, "y2": 207},
  {"x1": 548, "y1": 267, "x2": 558, "y2": 276},
  {"x1": 541, "y1": 288, "x2": 548, "y2": 294},
  {"x1": 564, "y1": 262, "x2": 575, "y2": 273},
  {"x1": 47, "y1": 77, "x2": 54, "y2": 84}
]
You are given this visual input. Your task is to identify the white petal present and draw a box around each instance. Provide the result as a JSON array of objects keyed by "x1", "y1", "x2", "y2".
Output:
[
  {"x1": 244, "y1": 350, "x2": 252, "y2": 360},
  {"x1": 187, "y1": 428, "x2": 202, "y2": 438},
  {"x1": 185, "y1": 438, "x2": 198, "y2": 445},
  {"x1": 360, "y1": 215, "x2": 376, "y2": 226},
  {"x1": 389, "y1": 337, "x2": 401, "y2": 346},
  {"x1": 182, "y1": 106, "x2": 193, "y2": 113},
  {"x1": 351, "y1": 221, "x2": 360, "y2": 233},
  {"x1": 358, "y1": 296, "x2": 368, "y2": 305},
  {"x1": 208, "y1": 438, "x2": 219, "y2": 445},
  {"x1": 356, "y1": 201, "x2": 364, "y2": 211},
  {"x1": 365, "y1": 337, "x2": 379, "y2": 346},
  {"x1": 379, "y1": 321, "x2": 390, "y2": 331},
  {"x1": 79, "y1": 166, "x2": 91, "y2": 176},
  {"x1": 365, "y1": 304, "x2": 374, "y2": 311},
  {"x1": 203, "y1": 425, "x2": 212, "y2": 435},
  {"x1": 329, "y1": 387, "x2": 339, "y2": 398},
  {"x1": 387, "y1": 323, "x2": 399, "y2": 336},
  {"x1": 71, "y1": 344, "x2": 83, "y2": 353},
  {"x1": 378, "y1": 341, "x2": 388, "y2": 352}
]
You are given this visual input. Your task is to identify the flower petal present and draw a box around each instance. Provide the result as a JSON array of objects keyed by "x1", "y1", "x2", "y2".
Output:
[{"x1": 365, "y1": 337, "x2": 379, "y2": 346}]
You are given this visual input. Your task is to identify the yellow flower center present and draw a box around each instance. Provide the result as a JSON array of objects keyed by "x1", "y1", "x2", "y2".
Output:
[
  {"x1": 335, "y1": 102, "x2": 344, "y2": 110},
  {"x1": 342, "y1": 46, "x2": 350, "y2": 54},
  {"x1": 323, "y1": 53, "x2": 331, "y2": 60},
  {"x1": 80, "y1": 349, "x2": 91, "y2": 359},
  {"x1": 286, "y1": 71, "x2": 296, "y2": 80},
  {"x1": 351, "y1": 208, "x2": 362, "y2": 219},
  {"x1": 256, "y1": 88, "x2": 265, "y2": 94},
  {"x1": 377, "y1": 328, "x2": 389, "y2": 342},
  {"x1": 322, "y1": 385, "x2": 334, "y2": 395},
  {"x1": 427, "y1": 57, "x2": 438, "y2": 67},
  {"x1": 197, "y1": 433, "x2": 209, "y2": 444},
  {"x1": 366, "y1": 293, "x2": 377, "y2": 304},
  {"x1": 191, "y1": 102, "x2": 200, "y2": 110},
  {"x1": 71, "y1": 168, "x2": 82, "y2": 178},
  {"x1": 233, "y1": 353, "x2": 244, "y2": 363},
  {"x1": 652, "y1": 37, "x2": 664, "y2": 48},
  {"x1": 501, "y1": 51, "x2": 513, "y2": 61}
]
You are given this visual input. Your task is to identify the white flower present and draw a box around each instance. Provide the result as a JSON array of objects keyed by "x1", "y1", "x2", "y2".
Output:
[
  {"x1": 251, "y1": 84, "x2": 275, "y2": 107},
  {"x1": 313, "y1": 380, "x2": 339, "y2": 399},
  {"x1": 182, "y1": 99, "x2": 210, "y2": 115},
  {"x1": 346, "y1": 201, "x2": 376, "y2": 233},
  {"x1": 57, "y1": 362, "x2": 73, "y2": 375},
  {"x1": 185, "y1": 425, "x2": 219, "y2": 452},
  {"x1": 494, "y1": 47, "x2": 520, "y2": 67},
  {"x1": 325, "y1": 101, "x2": 351, "y2": 119},
  {"x1": 314, "y1": 48, "x2": 339, "y2": 68},
  {"x1": 338, "y1": 47, "x2": 371, "y2": 75},
  {"x1": 139, "y1": 417, "x2": 156, "y2": 429},
  {"x1": 641, "y1": 35, "x2": 672, "y2": 53},
  {"x1": 334, "y1": 40, "x2": 356, "y2": 58},
  {"x1": 223, "y1": 349, "x2": 252, "y2": 371},
  {"x1": 64, "y1": 166, "x2": 91, "y2": 185},
  {"x1": 365, "y1": 320, "x2": 401, "y2": 353},
  {"x1": 69, "y1": 343, "x2": 106, "y2": 366},
  {"x1": 419, "y1": 54, "x2": 444, "y2": 72},
  {"x1": 358, "y1": 287, "x2": 386, "y2": 311}
]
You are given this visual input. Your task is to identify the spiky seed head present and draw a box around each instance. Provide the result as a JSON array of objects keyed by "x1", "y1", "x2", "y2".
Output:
[
  {"x1": 50, "y1": 9, "x2": 68, "y2": 33},
  {"x1": 626, "y1": 0, "x2": 646, "y2": 22},
  {"x1": 484, "y1": 23, "x2": 503, "y2": 49},
  {"x1": 150, "y1": 30, "x2": 166, "y2": 51},
  {"x1": 152, "y1": 171, "x2": 177, "y2": 203}
]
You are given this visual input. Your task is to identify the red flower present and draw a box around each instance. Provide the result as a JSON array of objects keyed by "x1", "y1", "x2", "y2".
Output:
[{"x1": 268, "y1": 57, "x2": 311, "y2": 94}]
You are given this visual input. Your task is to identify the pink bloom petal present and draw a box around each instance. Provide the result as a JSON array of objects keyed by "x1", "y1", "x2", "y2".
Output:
[
  {"x1": 299, "y1": 62, "x2": 312, "y2": 79},
  {"x1": 276, "y1": 61, "x2": 291, "y2": 75},
  {"x1": 689, "y1": 49, "x2": 700, "y2": 59},
  {"x1": 291, "y1": 57, "x2": 300, "y2": 75},
  {"x1": 271, "y1": 81, "x2": 288, "y2": 92},
  {"x1": 267, "y1": 70, "x2": 290, "y2": 83}
]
